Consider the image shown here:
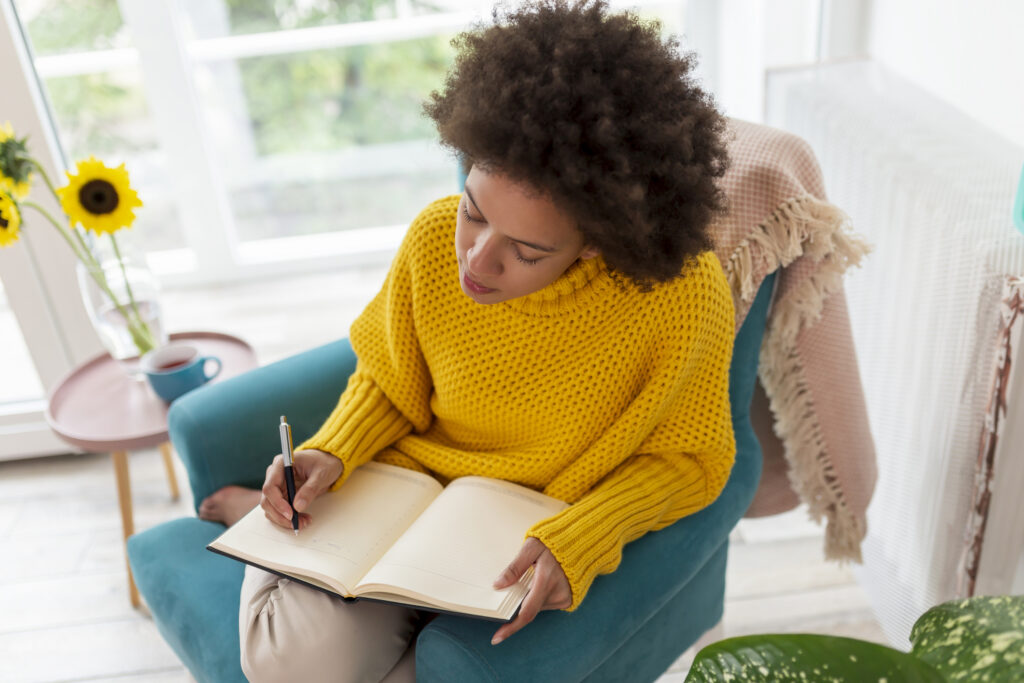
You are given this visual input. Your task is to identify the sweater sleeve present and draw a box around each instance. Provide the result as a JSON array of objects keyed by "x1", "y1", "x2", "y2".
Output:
[
  {"x1": 526, "y1": 434, "x2": 734, "y2": 610},
  {"x1": 296, "y1": 203, "x2": 442, "y2": 487},
  {"x1": 297, "y1": 364, "x2": 413, "y2": 490},
  {"x1": 527, "y1": 258, "x2": 736, "y2": 610}
]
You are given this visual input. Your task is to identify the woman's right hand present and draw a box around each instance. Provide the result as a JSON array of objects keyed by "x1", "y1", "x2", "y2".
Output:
[{"x1": 260, "y1": 449, "x2": 344, "y2": 530}]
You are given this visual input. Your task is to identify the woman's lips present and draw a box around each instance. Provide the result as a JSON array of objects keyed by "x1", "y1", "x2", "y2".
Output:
[{"x1": 464, "y1": 273, "x2": 496, "y2": 294}]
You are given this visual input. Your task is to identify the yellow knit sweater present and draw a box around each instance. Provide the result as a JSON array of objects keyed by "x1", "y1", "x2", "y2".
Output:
[{"x1": 299, "y1": 195, "x2": 736, "y2": 609}]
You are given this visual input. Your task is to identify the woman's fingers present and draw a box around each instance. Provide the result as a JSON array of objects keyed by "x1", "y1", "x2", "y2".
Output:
[
  {"x1": 493, "y1": 537, "x2": 544, "y2": 589},
  {"x1": 260, "y1": 450, "x2": 344, "y2": 528},
  {"x1": 260, "y1": 454, "x2": 302, "y2": 528},
  {"x1": 292, "y1": 463, "x2": 332, "y2": 512},
  {"x1": 259, "y1": 456, "x2": 287, "y2": 520},
  {"x1": 490, "y1": 539, "x2": 573, "y2": 644},
  {"x1": 491, "y1": 566, "x2": 547, "y2": 644}
]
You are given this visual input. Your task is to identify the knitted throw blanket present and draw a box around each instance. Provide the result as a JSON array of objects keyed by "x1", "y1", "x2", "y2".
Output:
[{"x1": 712, "y1": 119, "x2": 877, "y2": 562}]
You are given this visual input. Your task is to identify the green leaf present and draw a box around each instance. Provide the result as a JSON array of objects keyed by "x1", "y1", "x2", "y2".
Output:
[
  {"x1": 911, "y1": 595, "x2": 1024, "y2": 682},
  {"x1": 686, "y1": 634, "x2": 946, "y2": 683}
]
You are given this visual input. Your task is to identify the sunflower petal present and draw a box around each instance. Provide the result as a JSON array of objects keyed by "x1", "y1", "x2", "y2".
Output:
[
  {"x1": 60, "y1": 157, "x2": 144, "y2": 234},
  {"x1": 0, "y1": 191, "x2": 22, "y2": 247}
]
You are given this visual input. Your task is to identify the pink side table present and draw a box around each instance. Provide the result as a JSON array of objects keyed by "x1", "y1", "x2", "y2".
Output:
[{"x1": 45, "y1": 331, "x2": 258, "y2": 607}]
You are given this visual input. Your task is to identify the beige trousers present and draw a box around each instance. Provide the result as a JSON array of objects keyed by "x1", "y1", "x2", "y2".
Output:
[{"x1": 239, "y1": 565, "x2": 426, "y2": 683}]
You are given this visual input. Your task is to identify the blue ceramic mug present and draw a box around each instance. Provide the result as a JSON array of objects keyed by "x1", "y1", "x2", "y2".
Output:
[{"x1": 141, "y1": 342, "x2": 222, "y2": 403}]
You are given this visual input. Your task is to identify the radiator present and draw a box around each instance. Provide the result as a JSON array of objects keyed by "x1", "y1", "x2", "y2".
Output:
[{"x1": 765, "y1": 59, "x2": 1024, "y2": 648}]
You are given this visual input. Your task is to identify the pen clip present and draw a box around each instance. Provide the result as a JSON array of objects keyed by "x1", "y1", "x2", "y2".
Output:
[{"x1": 279, "y1": 416, "x2": 294, "y2": 467}]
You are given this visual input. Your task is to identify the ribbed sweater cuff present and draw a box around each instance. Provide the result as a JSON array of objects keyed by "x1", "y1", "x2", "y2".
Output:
[
  {"x1": 527, "y1": 456, "x2": 707, "y2": 611},
  {"x1": 297, "y1": 372, "x2": 412, "y2": 490}
]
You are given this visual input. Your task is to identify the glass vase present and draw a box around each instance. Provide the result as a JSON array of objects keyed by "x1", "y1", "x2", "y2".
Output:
[{"x1": 76, "y1": 246, "x2": 168, "y2": 378}]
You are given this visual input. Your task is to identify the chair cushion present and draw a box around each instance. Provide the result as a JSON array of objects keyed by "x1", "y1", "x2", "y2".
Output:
[
  {"x1": 583, "y1": 542, "x2": 729, "y2": 682},
  {"x1": 168, "y1": 338, "x2": 357, "y2": 510},
  {"x1": 729, "y1": 270, "x2": 775, "y2": 501},
  {"x1": 127, "y1": 519, "x2": 247, "y2": 683}
]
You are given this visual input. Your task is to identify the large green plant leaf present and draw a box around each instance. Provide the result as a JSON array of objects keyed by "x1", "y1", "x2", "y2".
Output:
[
  {"x1": 911, "y1": 595, "x2": 1024, "y2": 681},
  {"x1": 685, "y1": 634, "x2": 945, "y2": 682}
]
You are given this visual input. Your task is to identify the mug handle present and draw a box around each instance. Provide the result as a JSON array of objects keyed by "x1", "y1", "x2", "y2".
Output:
[{"x1": 202, "y1": 356, "x2": 223, "y2": 381}]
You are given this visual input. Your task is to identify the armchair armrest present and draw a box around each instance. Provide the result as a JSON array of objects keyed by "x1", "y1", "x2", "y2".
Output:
[{"x1": 168, "y1": 338, "x2": 357, "y2": 511}]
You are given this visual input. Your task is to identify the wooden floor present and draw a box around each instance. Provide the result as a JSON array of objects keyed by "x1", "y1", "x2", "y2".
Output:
[{"x1": 0, "y1": 267, "x2": 889, "y2": 681}]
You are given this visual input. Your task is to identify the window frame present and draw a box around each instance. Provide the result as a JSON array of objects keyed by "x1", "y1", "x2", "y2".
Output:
[{"x1": 0, "y1": 0, "x2": 100, "y2": 458}]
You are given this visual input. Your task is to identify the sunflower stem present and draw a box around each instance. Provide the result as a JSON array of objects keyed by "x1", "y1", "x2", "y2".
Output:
[
  {"x1": 27, "y1": 157, "x2": 98, "y2": 274},
  {"x1": 21, "y1": 200, "x2": 89, "y2": 264},
  {"x1": 21, "y1": 200, "x2": 154, "y2": 354},
  {"x1": 109, "y1": 233, "x2": 157, "y2": 352},
  {"x1": 20, "y1": 159, "x2": 96, "y2": 269},
  {"x1": 30, "y1": 159, "x2": 60, "y2": 202},
  {"x1": 25, "y1": 155, "x2": 157, "y2": 355},
  {"x1": 85, "y1": 253, "x2": 154, "y2": 355},
  {"x1": 71, "y1": 225, "x2": 97, "y2": 270}
]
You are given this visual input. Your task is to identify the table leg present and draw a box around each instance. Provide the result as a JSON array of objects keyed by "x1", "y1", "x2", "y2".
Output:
[
  {"x1": 111, "y1": 450, "x2": 140, "y2": 608},
  {"x1": 159, "y1": 442, "x2": 180, "y2": 501}
]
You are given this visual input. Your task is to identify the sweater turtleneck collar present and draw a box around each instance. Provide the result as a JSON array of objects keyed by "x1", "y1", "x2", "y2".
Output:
[{"x1": 502, "y1": 254, "x2": 618, "y2": 316}]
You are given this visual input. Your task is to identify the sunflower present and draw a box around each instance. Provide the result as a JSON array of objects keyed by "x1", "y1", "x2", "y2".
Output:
[
  {"x1": 57, "y1": 156, "x2": 143, "y2": 235},
  {"x1": 0, "y1": 122, "x2": 33, "y2": 200},
  {"x1": 0, "y1": 191, "x2": 21, "y2": 247}
]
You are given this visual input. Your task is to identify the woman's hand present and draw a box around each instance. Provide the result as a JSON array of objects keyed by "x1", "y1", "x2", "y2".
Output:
[
  {"x1": 490, "y1": 537, "x2": 572, "y2": 645},
  {"x1": 260, "y1": 449, "x2": 344, "y2": 530}
]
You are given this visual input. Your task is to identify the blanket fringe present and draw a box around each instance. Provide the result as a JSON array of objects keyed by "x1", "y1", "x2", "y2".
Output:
[
  {"x1": 726, "y1": 195, "x2": 870, "y2": 310},
  {"x1": 759, "y1": 335, "x2": 867, "y2": 562},
  {"x1": 724, "y1": 195, "x2": 872, "y2": 562}
]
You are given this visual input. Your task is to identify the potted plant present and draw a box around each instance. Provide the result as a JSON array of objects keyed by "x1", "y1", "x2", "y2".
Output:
[{"x1": 686, "y1": 594, "x2": 1024, "y2": 682}]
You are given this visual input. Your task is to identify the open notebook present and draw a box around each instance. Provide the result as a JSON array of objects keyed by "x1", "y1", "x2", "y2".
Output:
[{"x1": 208, "y1": 461, "x2": 567, "y2": 622}]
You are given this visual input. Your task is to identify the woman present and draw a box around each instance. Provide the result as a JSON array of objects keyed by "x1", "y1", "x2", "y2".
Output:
[{"x1": 199, "y1": 1, "x2": 735, "y2": 680}]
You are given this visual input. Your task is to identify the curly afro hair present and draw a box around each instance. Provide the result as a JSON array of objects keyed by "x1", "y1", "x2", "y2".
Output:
[{"x1": 424, "y1": 0, "x2": 731, "y2": 289}]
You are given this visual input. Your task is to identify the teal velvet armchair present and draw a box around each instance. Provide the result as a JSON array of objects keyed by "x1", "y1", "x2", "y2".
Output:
[{"x1": 126, "y1": 271, "x2": 773, "y2": 682}]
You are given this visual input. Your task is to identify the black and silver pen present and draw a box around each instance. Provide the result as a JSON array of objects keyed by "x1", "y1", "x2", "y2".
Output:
[{"x1": 279, "y1": 415, "x2": 300, "y2": 535}]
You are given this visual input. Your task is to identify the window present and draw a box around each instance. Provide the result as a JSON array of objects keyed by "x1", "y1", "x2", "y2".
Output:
[
  {"x1": 14, "y1": 0, "x2": 694, "y2": 286},
  {"x1": 15, "y1": 0, "x2": 479, "y2": 285}
]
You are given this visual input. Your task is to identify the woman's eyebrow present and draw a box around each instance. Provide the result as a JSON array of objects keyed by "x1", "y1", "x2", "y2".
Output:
[
  {"x1": 511, "y1": 237, "x2": 557, "y2": 253},
  {"x1": 463, "y1": 186, "x2": 557, "y2": 253}
]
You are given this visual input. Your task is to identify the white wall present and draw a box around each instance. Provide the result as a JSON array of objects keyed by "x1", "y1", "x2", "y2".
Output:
[
  {"x1": 685, "y1": 0, "x2": 870, "y2": 124},
  {"x1": 868, "y1": 0, "x2": 1024, "y2": 148},
  {"x1": 689, "y1": 0, "x2": 1023, "y2": 144}
]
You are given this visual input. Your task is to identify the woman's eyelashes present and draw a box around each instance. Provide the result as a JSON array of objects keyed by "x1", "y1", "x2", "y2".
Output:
[{"x1": 463, "y1": 203, "x2": 541, "y2": 266}]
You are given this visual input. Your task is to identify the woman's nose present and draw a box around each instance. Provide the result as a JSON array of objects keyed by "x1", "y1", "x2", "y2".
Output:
[{"x1": 468, "y1": 230, "x2": 502, "y2": 276}]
